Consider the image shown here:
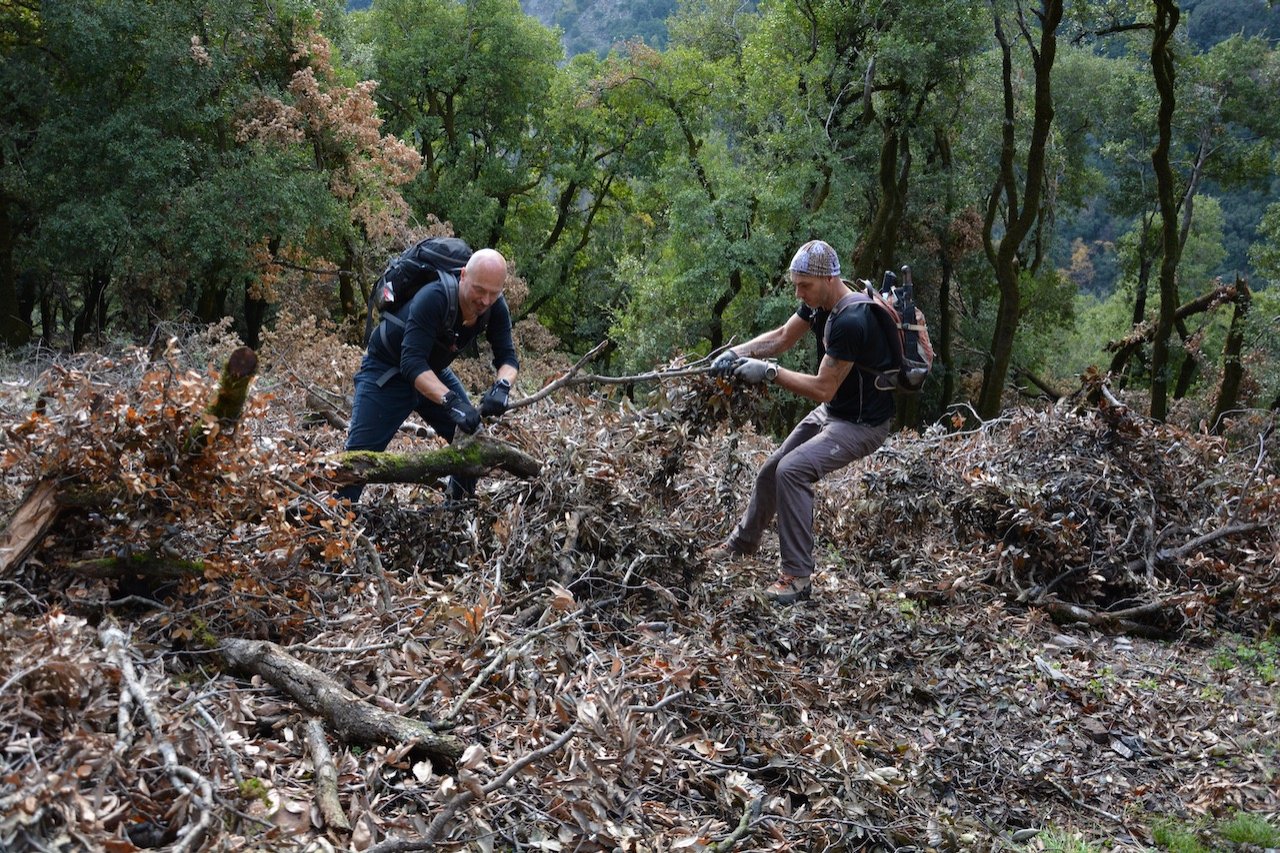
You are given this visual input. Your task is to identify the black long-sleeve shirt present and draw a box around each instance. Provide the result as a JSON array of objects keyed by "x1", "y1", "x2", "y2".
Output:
[{"x1": 369, "y1": 281, "x2": 519, "y2": 385}]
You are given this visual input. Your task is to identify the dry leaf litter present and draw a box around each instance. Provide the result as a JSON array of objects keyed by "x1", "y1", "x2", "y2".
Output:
[{"x1": 0, "y1": 321, "x2": 1276, "y2": 852}]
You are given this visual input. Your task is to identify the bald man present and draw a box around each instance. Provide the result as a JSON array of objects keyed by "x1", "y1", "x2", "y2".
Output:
[{"x1": 341, "y1": 245, "x2": 519, "y2": 503}]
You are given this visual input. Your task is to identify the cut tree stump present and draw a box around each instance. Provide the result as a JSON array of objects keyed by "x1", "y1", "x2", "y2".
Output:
[
  {"x1": 219, "y1": 638, "x2": 465, "y2": 764},
  {"x1": 185, "y1": 346, "x2": 259, "y2": 457}
]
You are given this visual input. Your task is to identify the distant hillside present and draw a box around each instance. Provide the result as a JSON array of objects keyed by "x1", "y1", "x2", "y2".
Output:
[
  {"x1": 522, "y1": 0, "x2": 677, "y2": 55},
  {"x1": 1184, "y1": 0, "x2": 1280, "y2": 49},
  {"x1": 344, "y1": 0, "x2": 678, "y2": 56}
]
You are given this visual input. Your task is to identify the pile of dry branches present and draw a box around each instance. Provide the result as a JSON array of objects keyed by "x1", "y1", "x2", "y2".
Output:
[{"x1": 0, "y1": 334, "x2": 1276, "y2": 851}]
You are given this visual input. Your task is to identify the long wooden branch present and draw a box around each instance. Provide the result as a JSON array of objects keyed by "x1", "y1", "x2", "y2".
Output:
[
  {"x1": 708, "y1": 797, "x2": 764, "y2": 853},
  {"x1": 1106, "y1": 281, "x2": 1236, "y2": 375},
  {"x1": 102, "y1": 623, "x2": 215, "y2": 853},
  {"x1": 218, "y1": 638, "x2": 465, "y2": 764},
  {"x1": 304, "y1": 717, "x2": 351, "y2": 832},
  {"x1": 67, "y1": 553, "x2": 205, "y2": 582},
  {"x1": 1118, "y1": 521, "x2": 1267, "y2": 575},
  {"x1": 508, "y1": 339, "x2": 716, "y2": 411}
]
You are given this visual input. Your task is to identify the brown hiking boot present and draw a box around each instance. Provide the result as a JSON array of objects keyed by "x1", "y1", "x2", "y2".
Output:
[{"x1": 764, "y1": 573, "x2": 812, "y2": 605}]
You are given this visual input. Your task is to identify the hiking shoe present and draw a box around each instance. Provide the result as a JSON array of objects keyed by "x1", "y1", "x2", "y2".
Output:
[
  {"x1": 702, "y1": 542, "x2": 744, "y2": 563},
  {"x1": 764, "y1": 573, "x2": 812, "y2": 605}
]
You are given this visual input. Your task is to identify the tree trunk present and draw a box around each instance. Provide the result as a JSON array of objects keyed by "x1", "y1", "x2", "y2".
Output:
[
  {"x1": 708, "y1": 269, "x2": 745, "y2": 351},
  {"x1": 1148, "y1": 0, "x2": 1183, "y2": 422},
  {"x1": 854, "y1": 125, "x2": 907, "y2": 281},
  {"x1": 977, "y1": 0, "x2": 1063, "y2": 420},
  {"x1": 1116, "y1": 215, "x2": 1158, "y2": 387},
  {"x1": 932, "y1": 125, "x2": 958, "y2": 412},
  {"x1": 1210, "y1": 276, "x2": 1251, "y2": 432},
  {"x1": 0, "y1": 150, "x2": 31, "y2": 349},
  {"x1": 339, "y1": 237, "x2": 360, "y2": 323},
  {"x1": 244, "y1": 281, "x2": 268, "y2": 351},
  {"x1": 72, "y1": 267, "x2": 111, "y2": 351}
]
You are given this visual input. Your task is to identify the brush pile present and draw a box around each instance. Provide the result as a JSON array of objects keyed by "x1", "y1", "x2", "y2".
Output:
[{"x1": 0, "y1": 328, "x2": 1276, "y2": 851}]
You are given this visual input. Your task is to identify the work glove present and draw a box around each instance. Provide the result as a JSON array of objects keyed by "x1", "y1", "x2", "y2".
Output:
[
  {"x1": 442, "y1": 390, "x2": 482, "y2": 435},
  {"x1": 709, "y1": 349, "x2": 742, "y2": 377},
  {"x1": 479, "y1": 378, "x2": 512, "y2": 418},
  {"x1": 733, "y1": 358, "x2": 779, "y2": 384}
]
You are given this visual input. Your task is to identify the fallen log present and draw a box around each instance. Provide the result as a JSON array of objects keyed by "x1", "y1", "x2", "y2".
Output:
[
  {"x1": 218, "y1": 638, "x2": 465, "y2": 764},
  {"x1": 66, "y1": 553, "x2": 205, "y2": 582},
  {"x1": 0, "y1": 479, "x2": 60, "y2": 576},
  {"x1": 327, "y1": 433, "x2": 540, "y2": 487}
]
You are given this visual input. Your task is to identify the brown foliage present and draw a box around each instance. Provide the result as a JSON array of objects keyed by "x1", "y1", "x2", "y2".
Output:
[{"x1": 1, "y1": 326, "x2": 1277, "y2": 850}]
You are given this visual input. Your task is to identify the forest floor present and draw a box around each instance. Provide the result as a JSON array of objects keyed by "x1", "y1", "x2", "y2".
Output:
[{"x1": 0, "y1": 334, "x2": 1277, "y2": 852}]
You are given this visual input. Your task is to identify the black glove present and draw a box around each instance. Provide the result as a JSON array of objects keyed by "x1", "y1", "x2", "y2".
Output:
[
  {"x1": 709, "y1": 349, "x2": 742, "y2": 377},
  {"x1": 442, "y1": 390, "x2": 481, "y2": 434},
  {"x1": 479, "y1": 378, "x2": 511, "y2": 418}
]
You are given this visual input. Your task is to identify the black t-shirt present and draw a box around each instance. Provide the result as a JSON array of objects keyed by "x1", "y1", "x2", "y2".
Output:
[
  {"x1": 369, "y1": 281, "x2": 518, "y2": 384},
  {"x1": 796, "y1": 298, "x2": 895, "y2": 424}
]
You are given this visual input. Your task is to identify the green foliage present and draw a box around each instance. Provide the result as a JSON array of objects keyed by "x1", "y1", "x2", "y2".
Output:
[
  {"x1": 1183, "y1": 0, "x2": 1280, "y2": 51},
  {"x1": 1021, "y1": 827, "x2": 1105, "y2": 853},
  {"x1": 237, "y1": 777, "x2": 273, "y2": 808},
  {"x1": 1013, "y1": 267, "x2": 1077, "y2": 376},
  {"x1": 2, "y1": 0, "x2": 1278, "y2": 430},
  {"x1": 1252, "y1": 200, "x2": 1280, "y2": 286},
  {"x1": 1218, "y1": 812, "x2": 1280, "y2": 846},
  {"x1": 1, "y1": 0, "x2": 409, "y2": 347},
  {"x1": 1152, "y1": 817, "x2": 1210, "y2": 853},
  {"x1": 1058, "y1": 290, "x2": 1132, "y2": 378},
  {"x1": 1209, "y1": 635, "x2": 1279, "y2": 684},
  {"x1": 1152, "y1": 811, "x2": 1280, "y2": 853},
  {"x1": 360, "y1": 0, "x2": 562, "y2": 245}
]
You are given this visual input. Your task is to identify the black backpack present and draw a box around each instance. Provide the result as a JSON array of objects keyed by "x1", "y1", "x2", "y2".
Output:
[{"x1": 363, "y1": 236, "x2": 473, "y2": 346}]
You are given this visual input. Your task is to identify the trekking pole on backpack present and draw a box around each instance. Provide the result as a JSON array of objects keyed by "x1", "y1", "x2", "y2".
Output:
[{"x1": 897, "y1": 265, "x2": 930, "y2": 389}]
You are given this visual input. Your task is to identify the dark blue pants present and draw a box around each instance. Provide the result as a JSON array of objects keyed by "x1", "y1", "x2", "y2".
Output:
[{"x1": 339, "y1": 355, "x2": 473, "y2": 502}]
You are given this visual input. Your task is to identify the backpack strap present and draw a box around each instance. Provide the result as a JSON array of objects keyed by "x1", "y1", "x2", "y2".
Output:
[{"x1": 826, "y1": 286, "x2": 904, "y2": 390}]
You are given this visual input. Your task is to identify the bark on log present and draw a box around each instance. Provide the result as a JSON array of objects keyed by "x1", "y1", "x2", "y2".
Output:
[
  {"x1": 328, "y1": 434, "x2": 540, "y2": 486},
  {"x1": 218, "y1": 638, "x2": 465, "y2": 764},
  {"x1": 67, "y1": 553, "x2": 205, "y2": 581},
  {"x1": 0, "y1": 479, "x2": 60, "y2": 576},
  {"x1": 304, "y1": 717, "x2": 351, "y2": 832}
]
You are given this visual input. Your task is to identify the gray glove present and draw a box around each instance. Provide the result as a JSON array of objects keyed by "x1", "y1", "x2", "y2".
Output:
[
  {"x1": 709, "y1": 349, "x2": 742, "y2": 377},
  {"x1": 733, "y1": 358, "x2": 778, "y2": 384}
]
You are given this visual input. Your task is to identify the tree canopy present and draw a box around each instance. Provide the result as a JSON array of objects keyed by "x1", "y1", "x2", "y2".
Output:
[{"x1": 2, "y1": 0, "x2": 1279, "y2": 424}]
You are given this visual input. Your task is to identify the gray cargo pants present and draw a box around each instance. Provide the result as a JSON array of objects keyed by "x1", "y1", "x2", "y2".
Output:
[{"x1": 725, "y1": 405, "x2": 890, "y2": 578}]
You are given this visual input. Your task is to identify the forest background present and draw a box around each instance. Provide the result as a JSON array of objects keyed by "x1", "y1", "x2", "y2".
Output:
[
  {"x1": 2, "y1": 0, "x2": 1280, "y2": 429},
  {"x1": 2, "y1": 2, "x2": 1280, "y2": 851}
]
